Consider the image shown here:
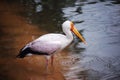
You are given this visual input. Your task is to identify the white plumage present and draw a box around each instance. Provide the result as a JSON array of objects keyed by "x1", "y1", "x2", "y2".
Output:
[{"x1": 16, "y1": 20, "x2": 86, "y2": 68}]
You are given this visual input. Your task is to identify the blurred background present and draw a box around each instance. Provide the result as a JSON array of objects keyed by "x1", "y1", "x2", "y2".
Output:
[{"x1": 0, "y1": 0, "x2": 120, "y2": 80}]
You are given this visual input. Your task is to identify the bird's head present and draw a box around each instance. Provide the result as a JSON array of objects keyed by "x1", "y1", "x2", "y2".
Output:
[{"x1": 62, "y1": 20, "x2": 86, "y2": 44}]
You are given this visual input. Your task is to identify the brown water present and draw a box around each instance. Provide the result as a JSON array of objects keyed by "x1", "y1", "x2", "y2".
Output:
[
  {"x1": 0, "y1": 0, "x2": 120, "y2": 80},
  {"x1": 0, "y1": 1, "x2": 65, "y2": 80}
]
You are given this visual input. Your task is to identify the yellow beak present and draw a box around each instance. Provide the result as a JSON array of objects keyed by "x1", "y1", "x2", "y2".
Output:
[{"x1": 71, "y1": 22, "x2": 87, "y2": 44}]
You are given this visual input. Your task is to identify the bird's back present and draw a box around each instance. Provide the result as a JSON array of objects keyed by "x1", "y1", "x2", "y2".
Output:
[{"x1": 35, "y1": 33, "x2": 67, "y2": 42}]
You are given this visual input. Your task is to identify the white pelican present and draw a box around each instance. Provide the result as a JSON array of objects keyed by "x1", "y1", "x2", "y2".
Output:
[{"x1": 16, "y1": 20, "x2": 86, "y2": 67}]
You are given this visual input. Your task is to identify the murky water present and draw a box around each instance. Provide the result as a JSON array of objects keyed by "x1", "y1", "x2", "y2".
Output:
[{"x1": 0, "y1": 0, "x2": 120, "y2": 80}]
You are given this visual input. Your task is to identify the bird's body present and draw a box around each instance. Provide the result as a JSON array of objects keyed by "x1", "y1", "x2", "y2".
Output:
[
  {"x1": 17, "y1": 33, "x2": 73, "y2": 58},
  {"x1": 16, "y1": 20, "x2": 86, "y2": 69}
]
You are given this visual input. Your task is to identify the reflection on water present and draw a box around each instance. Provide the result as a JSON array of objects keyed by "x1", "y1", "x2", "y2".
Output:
[{"x1": 0, "y1": 0, "x2": 120, "y2": 80}]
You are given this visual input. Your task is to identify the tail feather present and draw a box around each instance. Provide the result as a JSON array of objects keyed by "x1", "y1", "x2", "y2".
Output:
[
  {"x1": 16, "y1": 47, "x2": 31, "y2": 58},
  {"x1": 16, "y1": 53, "x2": 27, "y2": 58},
  {"x1": 16, "y1": 43, "x2": 50, "y2": 58}
]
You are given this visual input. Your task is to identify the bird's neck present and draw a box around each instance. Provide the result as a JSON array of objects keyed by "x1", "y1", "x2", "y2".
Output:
[{"x1": 64, "y1": 30, "x2": 73, "y2": 40}]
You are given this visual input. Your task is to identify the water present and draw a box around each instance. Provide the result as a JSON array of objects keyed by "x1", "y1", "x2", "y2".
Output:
[{"x1": 0, "y1": 0, "x2": 120, "y2": 80}]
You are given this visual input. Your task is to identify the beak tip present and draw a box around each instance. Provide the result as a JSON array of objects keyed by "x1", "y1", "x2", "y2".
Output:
[{"x1": 83, "y1": 41, "x2": 87, "y2": 45}]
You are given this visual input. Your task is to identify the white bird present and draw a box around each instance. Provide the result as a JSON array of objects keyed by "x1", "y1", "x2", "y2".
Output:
[{"x1": 16, "y1": 20, "x2": 86, "y2": 68}]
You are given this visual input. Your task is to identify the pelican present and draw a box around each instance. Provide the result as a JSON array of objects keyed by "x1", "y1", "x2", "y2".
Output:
[{"x1": 16, "y1": 20, "x2": 86, "y2": 68}]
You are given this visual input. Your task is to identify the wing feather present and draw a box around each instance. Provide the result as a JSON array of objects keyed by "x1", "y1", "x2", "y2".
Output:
[{"x1": 29, "y1": 41, "x2": 61, "y2": 55}]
